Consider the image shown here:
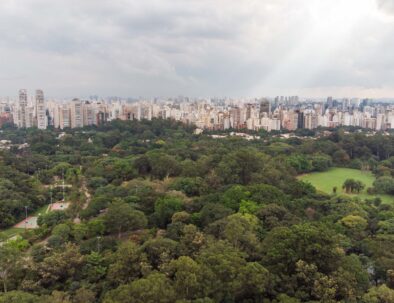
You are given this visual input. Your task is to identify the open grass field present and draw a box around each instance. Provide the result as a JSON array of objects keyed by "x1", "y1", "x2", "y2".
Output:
[
  {"x1": 32, "y1": 204, "x2": 49, "y2": 216},
  {"x1": 299, "y1": 167, "x2": 394, "y2": 204}
]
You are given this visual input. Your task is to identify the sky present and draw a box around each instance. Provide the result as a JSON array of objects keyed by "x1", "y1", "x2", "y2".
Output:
[{"x1": 0, "y1": 0, "x2": 394, "y2": 99}]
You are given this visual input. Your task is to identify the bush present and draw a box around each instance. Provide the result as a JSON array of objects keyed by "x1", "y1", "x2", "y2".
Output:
[
  {"x1": 373, "y1": 176, "x2": 394, "y2": 194},
  {"x1": 87, "y1": 177, "x2": 108, "y2": 190},
  {"x1": 37, "y1": 211, "x2": 68, "y2": 227}
]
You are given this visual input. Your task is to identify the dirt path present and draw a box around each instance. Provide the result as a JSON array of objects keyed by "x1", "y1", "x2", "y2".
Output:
[
  {"x1": 73, "y1": 179, "x2": 92, "y2": 224},
  {"x1": 81, "y1": 179, "x2": 91, "y2": 210}
]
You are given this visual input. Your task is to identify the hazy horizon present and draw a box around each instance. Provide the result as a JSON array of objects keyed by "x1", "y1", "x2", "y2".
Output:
[{"x1": 3, "y1": 92, "x2": 394, "y2": 102}]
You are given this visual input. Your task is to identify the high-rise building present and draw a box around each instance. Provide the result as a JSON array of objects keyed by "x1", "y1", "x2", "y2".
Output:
[
  {"x1": 35, "y1": 90, "x2": 47, "y2": 129},
  {"x1": 327, "y1": 96, "x2": 333, "y2": 108},
  {"x1": 70, "y1": 98, "x2": 83, "y2": 128},
  {"x1": 260, "y1": 99, "x2": 271, "y2": 116},
  {"x1": 296, "y1": 110, "x2": 304, "y2": 129},
  {"x1": 303, "y1": 112, "x2": 318, "y2": 130},
  {"x1": 83, "y1": 101, "x2": 95, "y2": 126},
  {"x1": 18, "y1": 89, "x2": 28, "y2": 128},
  {"x1": 60, "y1": 104, "x2": 71, "y2": 129},
  {"x1": 230, "y1": 107, "x2": 241, "y2": 128}
]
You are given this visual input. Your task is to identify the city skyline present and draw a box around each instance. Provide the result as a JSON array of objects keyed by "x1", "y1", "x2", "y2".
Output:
[
  {"x1": 1, "y1": 0, "x2": 394, "y2": 98},
  {"x1": 3, "y1": 88, "x2": 394, "y2": 132}
]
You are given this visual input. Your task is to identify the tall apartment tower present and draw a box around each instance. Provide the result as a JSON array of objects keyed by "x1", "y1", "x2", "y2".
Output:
[
  {"x1": 35, "y1": 90, "x2": 47, "y2": 129},
  {"x1": 70, "y1": 98, "x2": 83, "y2": 128},
  {"x1": 18, "y1": 89, "x2": 28, "y2": 128},
  {"x1": 83, "y1": 101, "x2": 95, "y2": 126},
  {"x1": 260, "y1": 99, "x2": 271, "y2": 116},
  {"x1": 327, "y1": 96, "x2": 333, "y2": 108},
  {"x1": 60, "y1": 105, "x2": 71, "y2": 129}
]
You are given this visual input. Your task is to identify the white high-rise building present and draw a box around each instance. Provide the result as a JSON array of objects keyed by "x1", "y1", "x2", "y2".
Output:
[
  {"x1": 17, "y1": 89, "x2": 28, "y2": 128},
  {"x1": 376, "y1": 113, "x2": 385, "y2": 130},
  {"x1": 70, "y1": 98, "x2": 83, "y2": 128},
  {"x1": 60, "y1": 104, "x2": 71, "y2": 129},
  {"x1": 83, "y1": 102, "x2": 95, "y2": 126},
  {"x1": 36, "y1": 90, "x2": 47, "y2": 129}
]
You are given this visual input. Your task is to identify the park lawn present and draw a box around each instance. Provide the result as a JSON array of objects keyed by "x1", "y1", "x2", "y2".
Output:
[
  {"x1": 299, "y1": 167, "x2": 394, "y2": 204},
  {"x1": 32, "y1": 204, "x2": 49, "y2": 216}
]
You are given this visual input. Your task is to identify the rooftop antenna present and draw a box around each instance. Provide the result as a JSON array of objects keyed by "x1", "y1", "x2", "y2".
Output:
[{"x1": 24, "y1": 205, "x2": 28, "y2": 230}]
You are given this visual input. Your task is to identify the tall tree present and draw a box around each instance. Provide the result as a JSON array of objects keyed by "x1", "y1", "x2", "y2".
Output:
[{"x1": 104, "y1": 199, "x2": 147, "y2": 238}]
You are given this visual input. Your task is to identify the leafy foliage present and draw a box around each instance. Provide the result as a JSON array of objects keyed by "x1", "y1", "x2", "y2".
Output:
[{"x1": 0, "y1": 121, "x2": 393, "y2": 302}]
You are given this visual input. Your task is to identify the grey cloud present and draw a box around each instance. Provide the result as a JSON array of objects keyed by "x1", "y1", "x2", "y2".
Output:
[
  {"x1": 377, "y1": 0, "x2": 394, "y2": 15},
  {"x1": 0, "y1": 0, "x2": 393, "y2": 98}
]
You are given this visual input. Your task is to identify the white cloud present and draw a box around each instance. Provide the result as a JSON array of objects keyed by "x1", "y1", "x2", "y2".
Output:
[
  {"x1": 0, "y1": 0, "x2": 393, "y2": 98},
  {"x1": 377, "y1": 0, "x2": 394, "y2": 15}
]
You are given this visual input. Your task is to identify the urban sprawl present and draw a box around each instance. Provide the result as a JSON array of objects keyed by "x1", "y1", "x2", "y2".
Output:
[{"x1": 1, "y1": 90, "x2": 394, "y2": 132}]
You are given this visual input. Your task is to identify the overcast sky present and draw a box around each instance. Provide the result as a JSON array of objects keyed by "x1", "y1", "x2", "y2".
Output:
[{"x1": 0, "y1": 0, "x2": 394, "y2": 99}]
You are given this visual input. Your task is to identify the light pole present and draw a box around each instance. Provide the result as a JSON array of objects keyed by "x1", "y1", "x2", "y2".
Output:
[
  {"x1": 62, "y1": 170, "x2": 66, "y2": 202},
  {"x1": 24, "y1": 206, "x2": 28, "y2": 230},
  {"x1": 50, "y1": 185, "x2": 53, "y2": 210},
  {"x1": 97, "y1": 236, "x2": 101, "y2": 253}
]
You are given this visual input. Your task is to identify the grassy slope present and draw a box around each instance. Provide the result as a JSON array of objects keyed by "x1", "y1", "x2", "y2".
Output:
[
  {"x1": 1, "y1": 227, "x2": 23, "y2": 239},
  {"x1": 299, "y1": 167, "x2": 394, "y2": 204}
]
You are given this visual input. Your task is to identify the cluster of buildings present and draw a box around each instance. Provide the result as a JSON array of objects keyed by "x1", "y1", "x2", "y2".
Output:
[
  {"x1": 1, "y1": 90, "x2": 394, "y2": 132},
  {"x1": 0, "y1": 90, "x2": 109, "y2": 129}
]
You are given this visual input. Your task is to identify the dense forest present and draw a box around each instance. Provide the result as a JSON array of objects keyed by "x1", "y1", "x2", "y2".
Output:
[{"x1": 0, "y1": 119, "x2": 394, "y2": 302}]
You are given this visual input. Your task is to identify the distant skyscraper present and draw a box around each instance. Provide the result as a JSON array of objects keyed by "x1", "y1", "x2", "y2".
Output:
[
  {"x1": 303, "y1": 112, "x2": 318, "y2": 130},
  {"x1": 342, "y1": 98, "x2": 351, "y2": 111},
  {"x1": 35, "y1": 90, "x2": 47, "y2": 129},
  {"x1": 230, "y1": 107, "x2": 241, "y2": 128},
  {"x1": 296, "y1": 110, "x2": 304, "y2": 129},
  {"x1": 59, "y1": 104, "x2": 71, "y2": 129},
  {"x1": 260, "y1": 99, "x2": 271, "y2": 115},
  {"x1": 83, "y1": 101, "x2": 95, "y2": 126},
  {"x1": 327, "y1": 96, "x2": 333, "y2": 108},
  {"x1": 70, "y1": 98, "x2": 83, "y2": 128},
  {"x1": 18, "y1": 89, "x2": 28, "y2": 128}
]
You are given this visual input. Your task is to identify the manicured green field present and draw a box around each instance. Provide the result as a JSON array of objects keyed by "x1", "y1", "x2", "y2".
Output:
[
  {"x1": 33, "y1": 204, "x2": 49, "y2": 216},
  {"x1": 299, "y1": 167, "x2": 394, "y2": 204}
]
